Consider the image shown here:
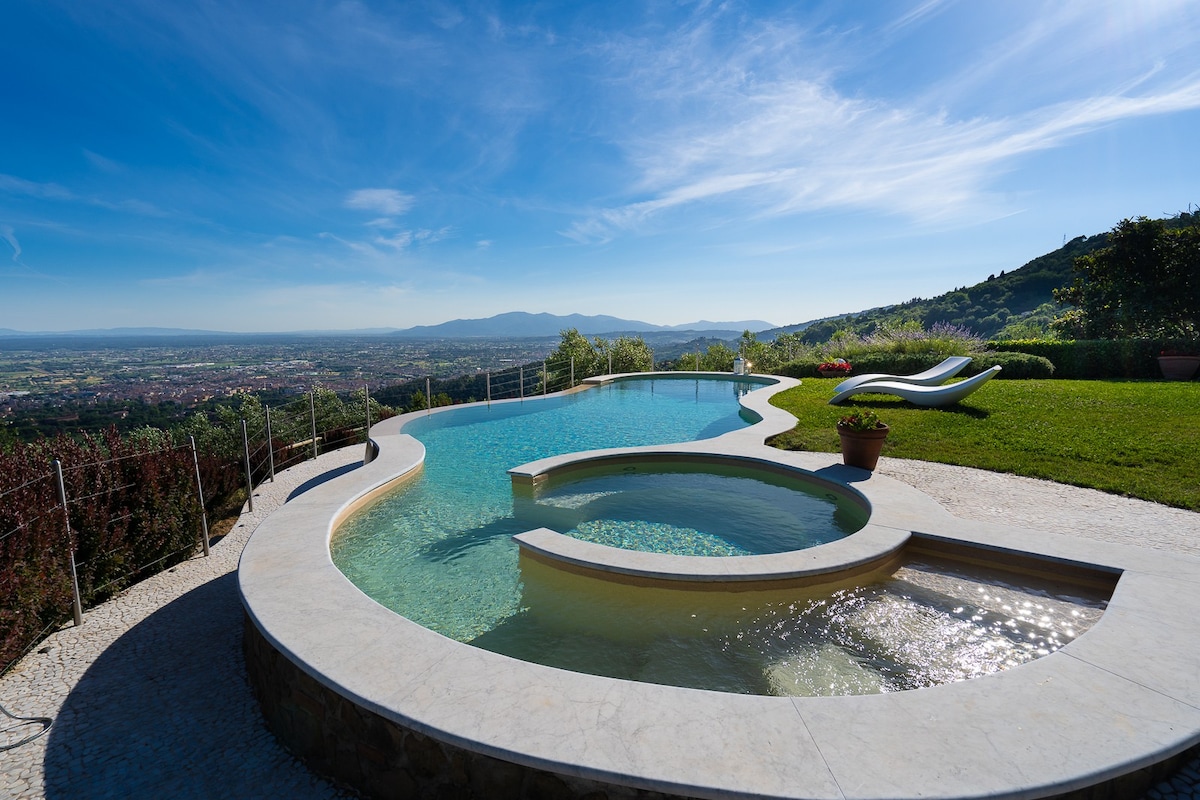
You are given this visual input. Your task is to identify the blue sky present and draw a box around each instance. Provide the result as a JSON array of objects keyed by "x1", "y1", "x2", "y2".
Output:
[{"x1": 2, "y1": 1, "x2": 1198, "y2": 333}]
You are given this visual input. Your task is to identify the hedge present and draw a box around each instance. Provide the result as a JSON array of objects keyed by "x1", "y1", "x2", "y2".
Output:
[
  {"x1": 989, "y1": 339, "x2": 1197, "y2": 379},
  {"x1": 780, "y1": 350, "x2": 1054, "y2": 380}
]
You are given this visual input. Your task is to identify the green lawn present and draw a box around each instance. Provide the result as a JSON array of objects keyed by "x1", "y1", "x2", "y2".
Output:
[{"x1": 768, "y1": 378, "x2": 1200, "y2": 511}]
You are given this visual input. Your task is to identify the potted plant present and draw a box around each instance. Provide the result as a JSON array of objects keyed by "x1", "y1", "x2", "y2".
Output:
[
  {"x1": 1157, "y1": 349, "x2": 1200, "y2": 381},
  {"x1": 837, "y1": 409, "x2": 889, "y2": 470},
  {"x1": 818, "y1": 358, "x2": 852, "y2": 378}
]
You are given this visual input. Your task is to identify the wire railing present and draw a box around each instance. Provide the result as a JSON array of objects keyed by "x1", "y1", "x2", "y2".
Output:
[
  {"x1": 0, "y1": 437, "x2": 213, "y2": 677},
  {"x1": 1, "y1": 360, "x2": 652, "y2": 678}
]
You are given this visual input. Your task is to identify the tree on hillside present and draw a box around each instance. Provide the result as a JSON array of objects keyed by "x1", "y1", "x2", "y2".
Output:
[
  {"x1": 597, "y1": 335, "x2": 653, "y2": 373},
  {"x1": 545, "y1": 328, "x2": 653, "y2": 381},
  {"x1": 1053, "y1": 216, "x2": 1200, "y2": 339}
]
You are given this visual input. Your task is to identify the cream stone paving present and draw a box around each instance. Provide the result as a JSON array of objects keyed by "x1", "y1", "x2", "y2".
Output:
[{"x1": 1, "y1": 442, "x2": 1198, "y2": 799}]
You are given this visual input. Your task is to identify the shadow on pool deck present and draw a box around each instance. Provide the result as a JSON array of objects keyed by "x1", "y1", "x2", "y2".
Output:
[
  {"x1": 286, "y1": 460, "x2": 363, "y2": 502},
  {"x1": 41, "y1": 573, "x2": 350, "y2": 800}
]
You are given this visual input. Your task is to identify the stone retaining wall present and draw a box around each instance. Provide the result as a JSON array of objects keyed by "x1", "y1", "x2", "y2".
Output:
[{"x1": 244, "y1": 617, "x2": 692, "y2": 800}]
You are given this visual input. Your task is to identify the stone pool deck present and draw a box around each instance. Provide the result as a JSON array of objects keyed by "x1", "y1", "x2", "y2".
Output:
[{"x1": 3, "y1": 438, "x2": 1200, "y2": 798}]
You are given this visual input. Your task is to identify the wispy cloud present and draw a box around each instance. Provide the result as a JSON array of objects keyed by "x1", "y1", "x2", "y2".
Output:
[
  {"x1": 0, "y1": 174, "x2": 76, "y2": 201},
  {"x1": 1, "y1": 224, "x2": 22, "y2": 261},
  {"x1": 563, "y1": 4, "x2": 1200, "y2": 243},
  {"x1": 345, "y1": 188, "x2": 415, "y2": 216}
]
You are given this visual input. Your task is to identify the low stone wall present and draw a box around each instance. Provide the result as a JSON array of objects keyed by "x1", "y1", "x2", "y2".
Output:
[
  {"x1": 243, "y1": 617, "x2": 693, "y2": 800},
  {"x1": 245, "y1": 613, "x2": 1200, "y2": 800}
]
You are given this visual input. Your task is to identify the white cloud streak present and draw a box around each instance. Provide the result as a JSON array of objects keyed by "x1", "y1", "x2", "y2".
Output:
[
  {"x1": 345, "y1": 188, "x2": 415, "y2": 216},
  {"x1": 1, "y1": 224, "x2": 22, "y2": 261},
  {"x1": 563, "y1": 2, "x2": 1200, "y2": 243}
]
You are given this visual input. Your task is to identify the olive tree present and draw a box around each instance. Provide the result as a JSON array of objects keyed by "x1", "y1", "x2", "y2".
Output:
[{"x1": 1053, "y1": 216, "x2": 1199, "y2": 339}]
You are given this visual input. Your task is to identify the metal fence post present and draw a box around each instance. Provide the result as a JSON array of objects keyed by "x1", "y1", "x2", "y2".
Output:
[
  {"x1": 648, "y1": 349, "x2": 654, "y2": 371},
  {"x1": 486, "y1": 372, "x2": 491, "y2": 404},
  {"x1": 519, "y1": 366, "x2": 524, "y2": 400},
  {"x1": 364, "y1": 385, "x2": 374, "y2": 464},
  {"x1": 570, "y1": 357, "x2": 575, "y2": 388},
  {"x1": 241, "y1": 418, "x2": 254, "y2": 513},
  {"x1": 190, "y1": 436, "x2": 211, "y2": 557},
  {"x1": 608, "y1": 353, "x2": 613, "y2": 375},
  {"x1": 54, "y1": 459, "x2": 84, "y2": 627},
  {"x1": 426, "y1": 377, "x2": 432, "y2": 414},
  {"x1": 543, "y1": 361, "x2": 548, "y2": 395},
  {"x1": 265, "y1": 405, "x2": 275, "y2": 482},
  {"x1": 309, "y1": 391, "x2": 319, "y2": 460},
  {"x1": 695, "y1": 353, "x2": 700, "y2": 371}
]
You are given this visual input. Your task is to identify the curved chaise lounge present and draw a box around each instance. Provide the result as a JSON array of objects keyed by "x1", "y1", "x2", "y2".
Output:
[
  {"x1": 833, "y1": 355, "x2": 973, "y2": 393},
  {"x1": 830, "y1": 365, "x2": 1002, "y2": 407}
]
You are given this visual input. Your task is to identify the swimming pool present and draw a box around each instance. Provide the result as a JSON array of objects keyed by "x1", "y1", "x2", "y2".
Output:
[
  {"x1": 332, "y1": 376, "x2": 821, "y2": 642},
  {"x1": 240, "y1": 372, "x2": 1197, "y2": 799},
  {"x1": 331, "y1": 375, "x2": 1104, "y2": 696}
]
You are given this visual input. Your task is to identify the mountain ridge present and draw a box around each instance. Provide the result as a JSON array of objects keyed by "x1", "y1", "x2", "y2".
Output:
[{"x1": 0, "y1": 315, "x2": 776, "y2": 339}]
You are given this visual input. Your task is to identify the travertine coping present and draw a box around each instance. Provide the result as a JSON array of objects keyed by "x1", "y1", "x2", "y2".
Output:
[{"x1": 239, "y1": 373, "x2": 1200, "y2": 800}]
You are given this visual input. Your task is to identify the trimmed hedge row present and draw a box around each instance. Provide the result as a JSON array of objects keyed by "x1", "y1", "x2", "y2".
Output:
[
  {"x1": 989, "y1": 339, "x2": 1196, "y2": 379},
  {"x1": 780, "y1": 350, "x2": 1054, "y2": 380}
]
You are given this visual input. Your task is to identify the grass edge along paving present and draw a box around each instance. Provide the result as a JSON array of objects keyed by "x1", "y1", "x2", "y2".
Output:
[{"x1": 768, "y1": 378, "x2": 1200, "y2": 512}]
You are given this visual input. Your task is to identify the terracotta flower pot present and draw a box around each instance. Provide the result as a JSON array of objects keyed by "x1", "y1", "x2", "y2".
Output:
[
  {"x1": 837, "y1": 423, "x2": 889, "y2": 470},
  {"x1": 1158, "y1": 355, "x2": 1200, "y2": 381},
  {"x1": 818, "y1": 368, "x2": 850, "y2": 378}
]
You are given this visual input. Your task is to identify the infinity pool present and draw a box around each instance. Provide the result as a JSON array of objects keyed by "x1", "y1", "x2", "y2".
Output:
[
  {"x1": 333, "y1": 377, "x2": 785, "y2": 640},
  {"x1": 332, "y1": 376, "x2": 1106, "y2": 696}
]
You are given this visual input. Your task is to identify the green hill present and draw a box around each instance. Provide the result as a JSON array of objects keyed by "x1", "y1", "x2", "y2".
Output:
[
  {"x1": 770, "y1": 211, "x2": 1198, "y2": 343},
  {"x1": 774, "y1": 233, "x2": 1107, "y2": 343}
]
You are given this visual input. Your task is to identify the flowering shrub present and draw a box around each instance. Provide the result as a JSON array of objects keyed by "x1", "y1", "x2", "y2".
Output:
[
  {"x1": 866, "y1": 321, "x2": 985, "y2": 355},
  {"x1": 818, "y1": 359, "x2": 852, "y2": 372},
  {"x1": 837, "y1": 410, "x2": 885, "y2": 431}
]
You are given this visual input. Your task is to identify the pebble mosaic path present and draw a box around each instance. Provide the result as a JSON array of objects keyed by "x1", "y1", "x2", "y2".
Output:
[{"x1": 1, "y1": 445, "x2": 1198, "y2": 799}]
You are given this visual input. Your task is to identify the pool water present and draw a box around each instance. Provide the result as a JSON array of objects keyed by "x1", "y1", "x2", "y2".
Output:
[
  {"x1": 492, "y1": 554, "x2": 1106, "y2": 696},
  {"x1": 332, "y1": 376, "x2": 1107, "y2": 696},
  {"x1": 516, "y1": 463, "x2": 863, "y2": 556},
  {"x1": 333, "y1": 377, "x2": 768, "y2": 641}
]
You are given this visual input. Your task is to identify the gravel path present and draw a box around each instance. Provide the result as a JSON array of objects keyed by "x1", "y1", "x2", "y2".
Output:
[{"x1": 1, "y1": 446, "x2": 1197, "y2": 799}]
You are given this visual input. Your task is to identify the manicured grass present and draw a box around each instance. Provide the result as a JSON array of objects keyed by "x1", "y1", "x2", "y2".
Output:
[{"x1": 768, "y1": 378, "x2": 1200, "y2": 511}]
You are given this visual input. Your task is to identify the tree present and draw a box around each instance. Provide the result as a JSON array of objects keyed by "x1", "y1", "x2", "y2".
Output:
[
  {"x1": 737, "y1": 330, "x2": 782, "y2": 373},
  {"x1": 674, "y1": 342, "x2": 736, "y2": 371},
  {"x1": 597, "y1": 335, "x2": 653, "y2": 373},
  {"x1": 1053, "y1": 216, "x2": 1200, "y2": 339}
]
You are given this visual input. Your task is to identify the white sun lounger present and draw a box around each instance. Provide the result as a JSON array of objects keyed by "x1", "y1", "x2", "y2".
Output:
[
  {"x1": 829, "y1": 365, "x2": 1002, "y2": 407},
  {"x1": 833, "y1": 356, "x2": 973, "y2": 394}
]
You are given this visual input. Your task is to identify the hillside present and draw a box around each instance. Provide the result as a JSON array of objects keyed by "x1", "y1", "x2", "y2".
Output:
[
  {"x1": 768, "y1": 233, "x2": 1108, "y2": 343},
  {"x1": 768, "y1": 211, "x2": 1199, "y2": 343}
]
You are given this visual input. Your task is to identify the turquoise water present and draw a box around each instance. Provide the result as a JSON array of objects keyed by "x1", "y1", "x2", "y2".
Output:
[
  {"x1": 331, "y1": 376, "x2": 1107, "y2": 696},
  {"x1": 517, "y1": 463, "x2": 862, "y2": 557},
  {"x1": 332, "y1": 377, "x2": 781, "y2": 641}
]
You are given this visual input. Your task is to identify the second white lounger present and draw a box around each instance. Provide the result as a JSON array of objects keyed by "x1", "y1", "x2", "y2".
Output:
[
  {"x1": 834, "y1": 355, "x2": 973, "y2": 393},
  {"x1": 830, "y1": 365, "x2": 1002, "y2": 407}
]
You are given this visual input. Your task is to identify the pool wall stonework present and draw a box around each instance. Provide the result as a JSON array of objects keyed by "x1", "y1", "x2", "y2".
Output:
[{"x1": 244, "y1": 619, "x2": 696, "y2": 800}]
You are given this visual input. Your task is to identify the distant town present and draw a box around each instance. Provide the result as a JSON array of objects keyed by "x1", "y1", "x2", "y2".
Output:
[
  {"x1": 0, "y1": 333, "x2": 567, "y2": 433},
  {"x1": 0, "y1": 333, "x2": 574, "y2": 400}
]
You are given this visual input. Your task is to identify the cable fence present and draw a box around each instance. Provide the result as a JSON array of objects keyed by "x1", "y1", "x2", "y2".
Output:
[
  {"x1": 0, "y1": 433, "x2": 222, "y2": 677},
  {"x1": 0, "y1": 359, "x2": 640, "y2": 676}
]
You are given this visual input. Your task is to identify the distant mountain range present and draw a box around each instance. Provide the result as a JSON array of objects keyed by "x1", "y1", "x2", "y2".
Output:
[
  {"x1": 389, "y1": 312, "x2": 775, "y2": 338},
  {"x1": 0, "y1": 315, "x2": 776, "y2": 339}
]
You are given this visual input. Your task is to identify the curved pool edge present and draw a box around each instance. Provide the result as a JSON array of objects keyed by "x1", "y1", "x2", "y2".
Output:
[{"x1": 239, "y1": 374, "x2": 1200, "y2": 800}]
